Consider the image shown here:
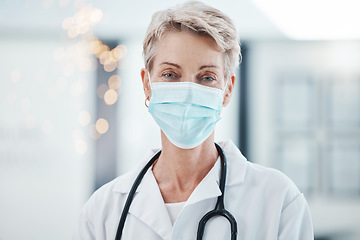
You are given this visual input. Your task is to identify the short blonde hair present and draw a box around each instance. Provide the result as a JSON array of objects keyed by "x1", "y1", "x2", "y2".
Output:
[{"x1": 143, "y1": 1, "x2": 241, "y2": 78}]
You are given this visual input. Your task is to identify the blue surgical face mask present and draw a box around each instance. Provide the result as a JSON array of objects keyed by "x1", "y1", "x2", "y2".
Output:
[{"x1": 147, "y1": 78, "x2": 225, "y2": 149}]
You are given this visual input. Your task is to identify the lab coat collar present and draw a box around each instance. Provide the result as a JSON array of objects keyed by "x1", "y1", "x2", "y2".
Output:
[
  {"x1": 112, "y1": 151, "x2": 160, "y2": 194},
  {"x1": 185, "y1": 158, "x2": 222, "y2": 206},
  {"x1": 111, "y1": 154, "x2": 173, "y2": 239},
  {"x1": 112, "y1": 140, "x2": 247, "y2": 194},
  {"x1": 129, "y1": 169, "x2": 173, "y2": 239},
  {"x1": 185, "y1": 140, "x2": 247, "y2": 205},
  {"x1": 218, "y1": 140, "x2": 247, "y2": 187},
  {"x1": 111, "y1": 140, "x2": 247, "y2": 239}
]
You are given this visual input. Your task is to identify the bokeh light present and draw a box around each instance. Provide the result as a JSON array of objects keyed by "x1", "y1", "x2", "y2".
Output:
[
  {"x1": 71, "y1": 79, "x2": 88, "y2": 97},
  {"x1": 89, "y1": 124, "x2": 101, "y2": 139},
  {"x1": 87, "y1": 38, "x2": 127, "y2": 72},
  {"x1": 104, "y1": 62, "x2": 117, "y2": 72},
  {"x1": 62, "y1": 17, "x2": 74, "y2": 30},
  {"x1": 104, "y1": 89, "x2": 118, "y2": 105},
  {"x1": 96, "y1": 83, "x2": 108, "y2": 99},
  {"x1": 63, "y1": 64, "x2": 75, "y2": 77},
  {"x1": 108, "y1": 75, "x2": 121, "y2": 90},
  {"x1": 89, "y1": 8, "x2": 103, "y2": 23},
  {"x1": 95, "y1": 118, "x2": 109, "y2": 134},
  {"x1": 75, "y1": 139, "x2": 87, "y2": 155},
  {"x1": 63, "y1": 5, "x2": 103, "y2": 39},
  {"x1": 78, "y1": 110, "x2": 90, "y2": 126},
  {"x1": 72, "y1": 129, "x2": 83, "y2": 141}
]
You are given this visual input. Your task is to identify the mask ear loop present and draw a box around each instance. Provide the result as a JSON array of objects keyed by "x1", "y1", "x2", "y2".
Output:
[
  {"x1": 221, "y1": 78, "x2": 230, "y2": 108},
  {"x1": 224, "y1": 79, "x2": 229, "y2": 94},
  {"x1": 223, "y1": 78, "x2": 229, "y2": 96},
  {"x1": 145, "y1": 71, "x2": 152, "y2": 108}
]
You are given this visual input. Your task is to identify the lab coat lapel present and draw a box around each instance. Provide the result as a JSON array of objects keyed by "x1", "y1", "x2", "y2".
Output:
[
  {"x1": 172, "y1": 160, "x2": 222, "y2": 239},
  {"x1": 186, "y1": 158, "x2": 222, "y2": 206},
  {"x1": 128, "y1": 168, "x2": 173, "y2": 240},
  {"x1": 184, "y1": 140, "x2": 247, "y2": 206}
]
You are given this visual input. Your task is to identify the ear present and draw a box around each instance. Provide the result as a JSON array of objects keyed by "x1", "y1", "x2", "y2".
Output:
[
  {"x1": 222, "y1": 74, "x2": 235, "y2": 107},
  {"x1": 141, "y1": 68, "x2": 151, "y2": 99}
]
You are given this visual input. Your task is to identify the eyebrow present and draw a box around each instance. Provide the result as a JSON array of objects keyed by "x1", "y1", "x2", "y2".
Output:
[
  {"x1": 160, "y1": 62, "x2": 219, "y2": 70},
  {"x1": 199, "y1": 65, "x2": 219, "y2": 70},
  {"x1": 160, "y1": 62, "x2": 182, "y2": 69}
]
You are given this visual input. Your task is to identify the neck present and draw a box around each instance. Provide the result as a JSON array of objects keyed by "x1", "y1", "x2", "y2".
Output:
[{"x1": 152, "y1": 131, "x2": 218, "y2": 203}]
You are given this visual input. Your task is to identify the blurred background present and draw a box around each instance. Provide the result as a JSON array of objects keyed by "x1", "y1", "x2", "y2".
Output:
[{"x1": 1, "y1": 0, "x2": 360, "y2": 239}]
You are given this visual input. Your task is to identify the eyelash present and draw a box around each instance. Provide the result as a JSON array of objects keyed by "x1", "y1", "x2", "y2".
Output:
[
  {"x1": 161, "y1": 71, "x2": 179, "y2": 80},
  {"x1": 198, "y1": 72, "x2": 217, "y2": 82},
  {"x1": 200, "y1": 76, "x2": 216, "y2": 82}
]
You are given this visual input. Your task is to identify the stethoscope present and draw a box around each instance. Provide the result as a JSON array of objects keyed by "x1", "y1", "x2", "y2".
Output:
[{"x1": 115, "y1": 143, "x2": 237, "y2": 240}]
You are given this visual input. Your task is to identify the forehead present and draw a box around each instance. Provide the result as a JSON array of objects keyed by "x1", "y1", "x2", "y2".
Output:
[{"x1": 153, "y1": 31, "x2": 224, "y2": 71}]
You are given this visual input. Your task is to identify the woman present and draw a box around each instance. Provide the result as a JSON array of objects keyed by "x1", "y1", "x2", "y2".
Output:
[{"x1": 75, "y1": 1, "x2": 313, "y2": 239}]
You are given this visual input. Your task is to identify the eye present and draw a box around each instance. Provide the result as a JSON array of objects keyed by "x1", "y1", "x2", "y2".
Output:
[
  {"x1": 164, "y1": 73, "x2": 176, "y2": 79},
  {"x1": 161, "y1": 71, "x2": 179, "y2": 80},
  {"x1": 203, "y1": 76, "x2": 215, "y2": 81},
  {"x1": 198, "y1": 74, "x2": 217, "y2": 82}
]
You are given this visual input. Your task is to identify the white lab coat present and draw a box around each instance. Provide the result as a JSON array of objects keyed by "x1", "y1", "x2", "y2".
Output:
[{"x1": 74, "y1": 140, "x2": 313, "y2": 240}]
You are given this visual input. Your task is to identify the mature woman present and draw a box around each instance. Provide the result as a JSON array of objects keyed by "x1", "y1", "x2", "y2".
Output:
[{"x1": 75, "y1": 1, "x2": 313, "y2": 239}]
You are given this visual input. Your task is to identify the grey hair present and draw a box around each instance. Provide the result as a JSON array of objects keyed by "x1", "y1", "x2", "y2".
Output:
[{"x1": 143, "y1": 1, "x2": 241, "y2": 78}]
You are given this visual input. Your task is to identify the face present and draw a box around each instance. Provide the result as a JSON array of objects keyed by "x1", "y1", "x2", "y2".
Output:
[{"x1": 141, "y1": 30, "x2": 235, "y2": 106}]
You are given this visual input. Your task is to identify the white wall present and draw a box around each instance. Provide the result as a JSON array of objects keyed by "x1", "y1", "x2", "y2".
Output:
[
  {"x1": 248, "y1": 40, "x2": 360, "y2": 240},
  {"x1": 0, "y1": 36, "x2": 95, "y2": 240}
]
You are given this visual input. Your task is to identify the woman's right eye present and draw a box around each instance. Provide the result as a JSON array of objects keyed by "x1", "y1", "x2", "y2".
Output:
[
  {"x1": 165, "y1": 73, "x2": 175, "y2": 78},
  {"x1": 162, "y1": 72, "x2": 178, "y2": 80}
]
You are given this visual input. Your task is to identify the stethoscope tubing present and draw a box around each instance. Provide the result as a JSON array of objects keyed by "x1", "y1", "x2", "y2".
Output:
[
  {"x1": 115, "y1": 150, "x2": 161, "y2": 240},
  {"x1": 115, "y1": 143, "x2": 237, "y2": 240},
  {"x1": 197, "y1": 143, "x2": 237, "y2": 240}
]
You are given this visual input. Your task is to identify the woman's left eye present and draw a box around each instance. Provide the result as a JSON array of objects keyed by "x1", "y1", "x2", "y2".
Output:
[{"x1": 202, "y1": 76, "x2": 215, "y2": 81}]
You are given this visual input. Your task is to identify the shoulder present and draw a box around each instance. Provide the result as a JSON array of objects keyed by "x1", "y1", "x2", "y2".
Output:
[
  {"x1": 86, "y1": 164, "x2": 144, "y2": 207},
  {"x1": 75, "y1": 151, "x2": 159, "y2": 238},
  {"x1": 219, "y1": 141, "x2": 313, "y2": 238},
  {"x1": 80, "y1": 174, "x2": 129, "y2": 219},
  {"x1": 82, "y1": 150, "x2": 159, "y2": 211},
  {"x1": 220, "y1": 140, "x2": 301, "y2": 207},
  {"x1": 246, "y1": 161, "x2": 300, "y2": 200}
]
